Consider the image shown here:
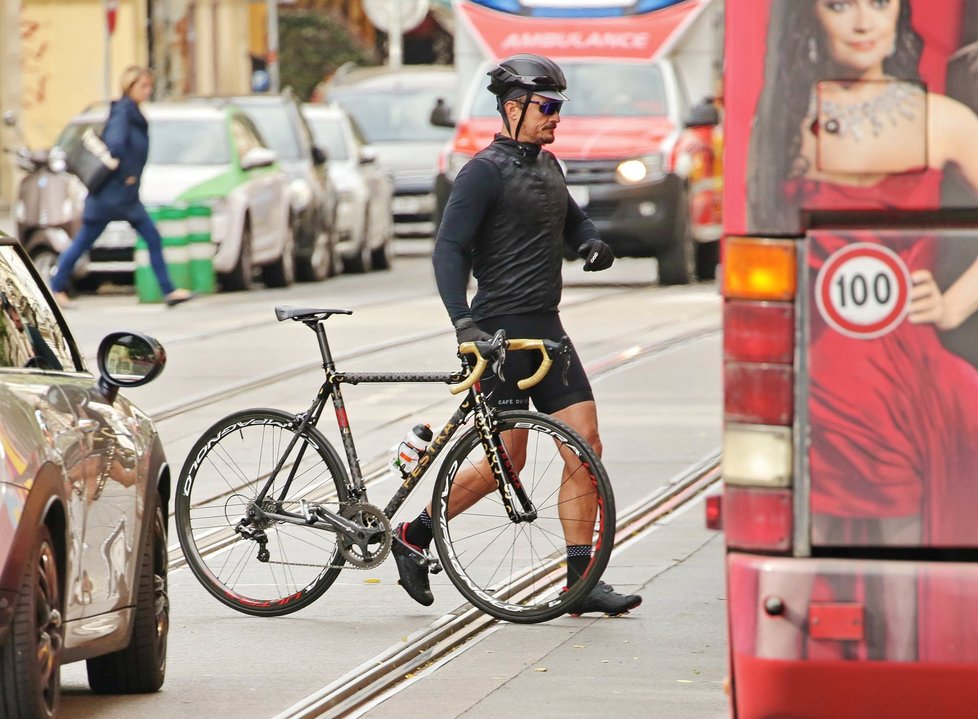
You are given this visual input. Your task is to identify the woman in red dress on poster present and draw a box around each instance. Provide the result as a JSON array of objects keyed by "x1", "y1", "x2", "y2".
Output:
[{"x1": 747, "y1": 0, "x2": 978, "y2": 663}]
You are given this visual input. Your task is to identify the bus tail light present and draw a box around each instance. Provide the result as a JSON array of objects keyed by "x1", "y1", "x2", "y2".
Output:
[
  {"x1": 723, "y1": 237, "x2": 797, "y2": 301},
  {"x1": 724, "y1": 301, "x2": 794, "y2": 363},
  {"x1": 723, "y1": 424, "x2": 792, "y2": 487},
  {"x1": 725, "y1": 363, "x2": 793, "y2": 425},
  {"x1": 722, "y1": 485, "x2": 792, "y2": 552},
  {"x1": 719, "y1": 237, "x2": 798, "y2": 551}
]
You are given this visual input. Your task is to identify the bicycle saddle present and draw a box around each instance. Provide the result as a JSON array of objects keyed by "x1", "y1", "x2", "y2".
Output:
[{"x1": 274, "y1": 306, "x2": 353, "y2": 323}]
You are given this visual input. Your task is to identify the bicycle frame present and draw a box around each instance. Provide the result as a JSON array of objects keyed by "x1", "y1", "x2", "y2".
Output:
[{"x1": 248, "y1": 319, "x2": 537, "y2": 541}]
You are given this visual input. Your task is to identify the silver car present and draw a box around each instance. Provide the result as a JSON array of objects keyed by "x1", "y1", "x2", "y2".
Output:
[
  {"x1": 0, "y1": 235, "x2": 170, "y2": 716},
  {"x1": 326, "y1": 65, "x2": 455, "y2": 239},
  {"x1": 302, "y1": 104, "x2": 394, "y2": 273}
]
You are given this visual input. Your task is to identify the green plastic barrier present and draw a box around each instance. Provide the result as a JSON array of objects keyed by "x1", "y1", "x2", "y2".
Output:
[
  {"x1": 134, "y1": 208, "x2": 164, "y2": 303},
  {"x1": 186, "y1": 203, "x2": 216, "y2": 294},
  {"x1": 159, "y1": 205, "x2": 191, "y2": 292}
]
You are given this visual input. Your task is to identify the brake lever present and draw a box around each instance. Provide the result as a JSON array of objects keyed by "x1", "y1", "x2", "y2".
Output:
[{"x1": 496, "y1": 341, "x2": 509, "y2": 380}]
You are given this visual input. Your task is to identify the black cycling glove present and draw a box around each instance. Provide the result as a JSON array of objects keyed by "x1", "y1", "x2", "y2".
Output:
[
  {"x1": 578, "y1": 239, "x2": 614, "y2": 272},
  {"x1": 454, "y1": 316, "x2": 491, "y2": 345}
]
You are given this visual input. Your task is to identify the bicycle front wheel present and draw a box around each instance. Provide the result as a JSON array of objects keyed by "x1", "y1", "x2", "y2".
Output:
[
  {"x1": 175, "y1": 408, "x2": 350, "y2": 617},
  {"x1": 431, "y1": 410, "x2": 615, "y2": 623}
]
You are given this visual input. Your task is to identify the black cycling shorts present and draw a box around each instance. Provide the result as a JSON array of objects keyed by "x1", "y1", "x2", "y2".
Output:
[{"x1": 474, "y1": 312, "x2": 593, "y2": 414}]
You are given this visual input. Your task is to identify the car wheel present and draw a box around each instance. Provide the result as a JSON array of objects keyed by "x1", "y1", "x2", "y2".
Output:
[
  {"x1": 296, "y1": 222, "x2": 331, "y2": 282},
  {"x1": 370, "y1": 224, "x2": 393, "y2": 271},
  {"x1": 343, "y1": 212, "x2": 371, "y2": 274},
  {"x1": 0, "y1": 524, "x2": 63, "y2": 718},
  {"x1": 658, "y1": 197, "x2": 695, "y2": 285},
  {"x1": 86, "y1": 493, "x2": 168, "y2": 694},
  {"x1": 695, "y1": 240, "x2": 719, "y2": 282},
  {"x1": 29, "y1": 247, "x2": 60, "y2": 287},
  {"x1": 221, "y1": 220, "x2": 254, "y2": 292},
  {"x1": 261, "y1": 223, "x2": 296, "y2": 288}
]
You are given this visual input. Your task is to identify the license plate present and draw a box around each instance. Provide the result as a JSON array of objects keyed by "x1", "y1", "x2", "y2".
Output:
[
  {"x1": 568, "y1": 185, "x2": 590, "y2": 208},
  {"x1": 96, "y1": 222, "x2": 137, "y2": 249},
  {"x1": 392, "y1": 195, "x2": 423, "y2": 215}
]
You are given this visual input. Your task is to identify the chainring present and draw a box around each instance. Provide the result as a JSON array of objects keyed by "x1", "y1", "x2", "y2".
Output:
[{"x1": 337, "y1": 502, "x2": 392, "y2": 569}]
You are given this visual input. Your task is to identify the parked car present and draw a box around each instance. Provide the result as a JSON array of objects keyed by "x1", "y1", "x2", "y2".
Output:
[
  {"x1": 55, "y1": 100, "x2": 295, "y2": 292},
  {"x1": 301, "y1": 104, "x2": 394, "y2": 273},
  {"x1": 230, "y1": 91, "x2": 340, "y2": 281},
  {"x1": 0, "y1": 234, "x2": 170, "y2": 716},
  {"x1": 325, "y1": 65, "x2": 456, "y2": 239}
]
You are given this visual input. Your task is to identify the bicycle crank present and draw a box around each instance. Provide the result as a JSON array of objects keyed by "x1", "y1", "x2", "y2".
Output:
[{"x1": 337, "y1": 502, "x2": 392, "y2": 569}]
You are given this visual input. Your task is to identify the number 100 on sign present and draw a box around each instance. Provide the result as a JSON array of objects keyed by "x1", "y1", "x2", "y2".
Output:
[{"x1": 816, "y1": 243, "x2": 911, "y2": 340}]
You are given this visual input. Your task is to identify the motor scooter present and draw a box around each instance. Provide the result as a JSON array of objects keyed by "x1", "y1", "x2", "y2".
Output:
[{"x1": 2, "y1": 110, "x2": 85, "y2": 283}]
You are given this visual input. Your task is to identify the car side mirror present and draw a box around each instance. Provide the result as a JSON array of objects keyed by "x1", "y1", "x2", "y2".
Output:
[
  {"x1": 685, "y1": 99, "x2": 720, "y2": 128},
  {"x1": 430, "y1": 99, "x2": 455, "y2": 128},
  {"x1": 241, "y1": 147, "x2": 278, "y2": 170},
  {"x1": 96, "y1": 331, "x2": 166, "y2": 402},
  {"x1": 359, "y1": 145, "x2": 378, "y2": 165},
  {"x1": 312, "y1": 145, "x2": 328, "y2": 165}
]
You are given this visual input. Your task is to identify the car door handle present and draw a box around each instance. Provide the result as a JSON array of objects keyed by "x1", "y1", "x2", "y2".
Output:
[{"x1": 76, "y1": 418, "x2": 100, "y2": 434}]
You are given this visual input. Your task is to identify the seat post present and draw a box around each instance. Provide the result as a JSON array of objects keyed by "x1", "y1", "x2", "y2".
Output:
[{"x1": 313, "y1": 322, "x2": 337, "y2": 368}]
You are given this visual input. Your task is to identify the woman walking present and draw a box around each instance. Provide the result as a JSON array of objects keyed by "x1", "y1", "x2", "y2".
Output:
[{"x1": 52, "y1": 66, "x2": 194, "y2": 308}]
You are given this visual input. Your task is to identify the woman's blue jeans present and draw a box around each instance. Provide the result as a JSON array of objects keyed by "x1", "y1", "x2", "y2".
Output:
[{"x1": 51, "y1": 206, "x2": 174, "y2": 295}]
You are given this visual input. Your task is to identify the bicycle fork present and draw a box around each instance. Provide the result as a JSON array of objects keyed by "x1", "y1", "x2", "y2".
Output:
[{"x1": 475, "y1": 410, "x2": 537, "y2": 523}]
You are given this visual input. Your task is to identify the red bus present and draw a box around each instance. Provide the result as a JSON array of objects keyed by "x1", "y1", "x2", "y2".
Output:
[{"x1": 717, "y1": 1, "x2": 978, "y2": 716}]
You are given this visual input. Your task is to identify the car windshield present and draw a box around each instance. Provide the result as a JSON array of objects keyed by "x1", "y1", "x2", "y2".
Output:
[
  {"x1": 469, "y1": 63, "x2": 668, "y2": 118},
  {"x1": 330, "y1": 87, "x2": 454, "y2": 143},
  {"x1": 237, "y1": 105, "x2": 302, "y2": 160},
  {"x1": 148, "y1": 119, "x2": 230, "y2": 165},
  {"x1": 305, "y1": 116, "x2": 349, "y2": 162}
]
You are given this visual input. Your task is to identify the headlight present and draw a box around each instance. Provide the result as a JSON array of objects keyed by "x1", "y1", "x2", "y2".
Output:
[
  {"x1": 616, "y1": 154, "x2": 665, "y2": 184},
  {"x1": 445, "y1": 153, "x2": 472, "y2": 183},
  {"x1": 289, "y1": 179, "x2": 313, "y2": 212}
]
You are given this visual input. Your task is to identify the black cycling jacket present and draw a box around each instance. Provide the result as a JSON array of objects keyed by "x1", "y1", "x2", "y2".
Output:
[{"x1": 432, "y1": 134, "x2": 600, "y2": 323}]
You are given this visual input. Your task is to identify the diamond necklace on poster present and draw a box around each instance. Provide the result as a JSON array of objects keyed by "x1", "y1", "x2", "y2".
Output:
[{"x1": 810, "y1": 82, "x2": 923, "y2": 143}]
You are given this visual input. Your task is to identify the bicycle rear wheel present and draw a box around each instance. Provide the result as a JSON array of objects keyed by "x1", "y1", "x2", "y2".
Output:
[
  {"x1": 175, "y1": 408, "x2": 350, "y2": 616},
  {"x1": 431, "y1": 410, "x2": 615, "y2": 623}
]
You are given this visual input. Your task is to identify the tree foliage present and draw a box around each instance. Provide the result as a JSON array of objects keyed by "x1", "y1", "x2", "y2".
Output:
[{"x1": 279, "y1": 11, "x2": 377, "y2": 101}]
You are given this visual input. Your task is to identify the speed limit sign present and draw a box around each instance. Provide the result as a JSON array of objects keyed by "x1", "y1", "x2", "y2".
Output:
[{"x1": 815, "y1": 243, "x2": 911, "y2": 339}]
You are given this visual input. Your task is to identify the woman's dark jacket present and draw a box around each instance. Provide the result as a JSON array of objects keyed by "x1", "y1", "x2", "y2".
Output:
[{"x1": 83, "y1": 95, "x2": 150, "y2": 222}]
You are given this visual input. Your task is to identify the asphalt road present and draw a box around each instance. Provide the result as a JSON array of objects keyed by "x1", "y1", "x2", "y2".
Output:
[{"x1": 26, "y1": 250, "x2": 727, "y2": 718}]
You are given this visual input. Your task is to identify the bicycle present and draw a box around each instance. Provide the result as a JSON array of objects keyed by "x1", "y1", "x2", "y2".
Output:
[{"x1": 174, "y1": 305, "x2": 615, "y2": 624}]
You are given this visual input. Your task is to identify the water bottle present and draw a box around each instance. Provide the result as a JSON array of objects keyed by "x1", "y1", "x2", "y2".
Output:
[{"x1": 391, "y1": 423, "x2": 434, "y2": 477}]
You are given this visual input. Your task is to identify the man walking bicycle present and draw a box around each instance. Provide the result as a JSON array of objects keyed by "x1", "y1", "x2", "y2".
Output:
[{"x1": 392, "y1": 53, "x2": 642, "y2": 617}]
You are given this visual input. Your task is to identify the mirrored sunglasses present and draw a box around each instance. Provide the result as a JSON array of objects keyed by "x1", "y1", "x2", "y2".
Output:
[{"x1": 525, "y1": 99, "x2": 564, "y2": 116}]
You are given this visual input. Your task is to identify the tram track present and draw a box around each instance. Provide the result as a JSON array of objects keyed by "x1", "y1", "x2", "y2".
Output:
[
  {"x1": 149, "y1": 283, "x2": 695, "y2": 424},
  {"x1": 271, "y1": 451, "x2": 722, "y2": 719},
  {"x1": 164, "y1": 322, "x2": 721, "y2": 571}
]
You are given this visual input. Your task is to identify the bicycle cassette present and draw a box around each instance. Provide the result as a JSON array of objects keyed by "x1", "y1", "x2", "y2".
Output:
[{"x1": 337, "y1": 502, "x2": 392, "y2": 569}]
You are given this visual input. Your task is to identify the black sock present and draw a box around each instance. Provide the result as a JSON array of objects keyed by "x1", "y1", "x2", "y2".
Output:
[
  {"x1": 566, "y1": 545, "x2": 593, "y2": 587},
  {"x1": 405, "y1": 509, "x2": 433, "y2": 549}
]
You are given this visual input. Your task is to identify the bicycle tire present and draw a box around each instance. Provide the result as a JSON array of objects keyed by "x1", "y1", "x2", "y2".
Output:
[
  {"x1": 431, "y1": 410, "x2": 615, "y2": 623},
  {"x1": 175, "y1": 408, "x2": 350, "y2": 617}
]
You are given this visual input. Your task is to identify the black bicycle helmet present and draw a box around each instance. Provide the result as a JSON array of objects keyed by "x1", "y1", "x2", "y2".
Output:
[
  {"x1": 488, "y1": 54, "x2": 568, "y2": 141},
  {"x1": 487, "y1": 53, "x2": 569, "y2": 102}
]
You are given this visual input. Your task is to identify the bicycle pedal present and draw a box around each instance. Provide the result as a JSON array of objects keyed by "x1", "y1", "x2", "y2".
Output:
[{"x1": 426, "y1": 555, "x2": 443, "y2": 574}]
